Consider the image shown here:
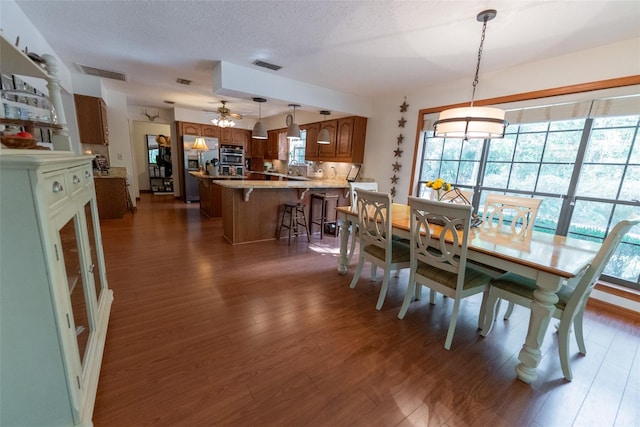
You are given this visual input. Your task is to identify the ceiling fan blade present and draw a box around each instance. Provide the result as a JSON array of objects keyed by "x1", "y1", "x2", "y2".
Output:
[{"x1": 229, "y1": 113, "x2": 243, "y2": 119}]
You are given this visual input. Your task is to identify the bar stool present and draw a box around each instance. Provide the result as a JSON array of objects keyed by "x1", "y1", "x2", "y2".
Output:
[
  {"x1": 276, "y1": 202, "x2": 310, "y2": 245},
  {"x1": 310, "y1": 193, "x2": 339, "y2": 238}
]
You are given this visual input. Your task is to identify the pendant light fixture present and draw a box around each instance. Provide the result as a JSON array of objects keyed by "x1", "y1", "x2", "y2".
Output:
[
  {"x1": 252, "y1": 97, "x2": 267, "y2": 139},
  {"x1": 433, "y1": 9, "x2": 508, "y2": 140},
  {"x1": 286, "y1": 104, "x2": 301, "y2": 140},
  {"x1": 317, "y1": 110, "x2": 331, "y2": 144}
]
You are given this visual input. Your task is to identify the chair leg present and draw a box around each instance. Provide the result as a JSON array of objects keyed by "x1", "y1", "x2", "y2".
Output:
[
  {"x1": 558, "y1": 316, "x2": 574, "y2": 381},
  {"x1": 429, "y1": 289, "x2": 436, "y2": 304},
  {"x1": 480, "y1": 289, "x2": 501, "y2": 337},
  {"x1": 504, "y1": 301, "x2": 516, "y2": 320},
  {"x1": 288, "y1": 207, "x2": 294, "y2": 245},
  {"x1": 477, "y1": 289, "x2": 489, "y2": 330},
  {"x1": 370, "y1": 263, "x2": 377, "y2": 281},
  {"x1": 276, "y1": 206, "x2": 287, "y2": 239},
  {"x1": 349, "y1": 253, "x2": 366, "y2": 289},
  {"x1": 444, "y1": 299, "x2": 461, "y2": 350},
  {"x1": 574, "y1": 307, "x2": 587, "y2": 355},
  {"x1": 398, "y1": 271, "x2": 417, "y2": 319},
  {"x1": 375, "y1": 269, "x2": 392, "y2": 310},
  {"x1": 298, "y1": 206, "x2": 311, "y2": 242}
]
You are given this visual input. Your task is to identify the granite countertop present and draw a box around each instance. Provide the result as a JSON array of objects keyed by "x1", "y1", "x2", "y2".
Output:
[
  {"x1": 94, "y1": 166, "x2": 127, "y2": 179},
  {"x1": 249, "y1": 171, "x2": 311, "y2": 181},
  {"x1": 212, "y1": 178, "x2": 349, "y2": 189},
  {"x1": 189, "y1": 171, "x2": 245, "y2": 180}
]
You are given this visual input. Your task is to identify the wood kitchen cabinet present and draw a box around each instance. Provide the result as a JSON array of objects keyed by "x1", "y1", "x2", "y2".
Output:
[
  {"x1": 74, "y1": 94, "x2": 109, "y2": 145},
  {"x1": 220, "y1": 127, "x2": 249, "y2": 146},
  {"x1": 264, "y1": 129, "x2": 288, "y2": 161},
  {"x1": 301, "y1": 116, "x2": 367, "y2": 163},
  {"x1": 302, "y1": 123, "x2": 320, "y2": 160},
  {"x1": 179, "y1": 122, "x2": 202, "y2": 136},
  {"x1": 0, "y1": 152, "x2": 113, "y2": 427},
  {"x1": 202, "y1": 124, "x2": 220, "y2": 139}
]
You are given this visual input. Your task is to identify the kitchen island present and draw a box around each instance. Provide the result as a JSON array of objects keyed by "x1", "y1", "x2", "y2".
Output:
[
  {"x1": 189, "y1": 171, "x2": 244, "y2": 218},
  {"x1": 213, "y1": 179, "x2": 350, "y2": 244}
]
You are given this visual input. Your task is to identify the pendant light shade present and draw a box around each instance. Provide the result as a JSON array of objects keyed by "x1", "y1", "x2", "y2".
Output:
[
  {"x1": 286, "y1": 104, "x2": 301, "y2": 139},
  {"x1": 433, "y1": 9, "x2": 508, "y2": 140},
  {"x1": 252, "y1": 97, "x2": 267, "y2": 139},
  {"x1": 317, "y1": 110, "x2": 331, "y2": 144}
]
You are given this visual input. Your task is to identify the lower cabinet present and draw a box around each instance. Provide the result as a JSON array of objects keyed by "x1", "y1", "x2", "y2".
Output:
[{"x1": 0, "y1": 152, "x2": 113, "y2": 427}]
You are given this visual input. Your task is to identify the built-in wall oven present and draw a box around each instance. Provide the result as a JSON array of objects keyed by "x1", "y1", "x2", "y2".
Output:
[{"x1": 220, "y1": 144, "x2": 244, "y2": 175}]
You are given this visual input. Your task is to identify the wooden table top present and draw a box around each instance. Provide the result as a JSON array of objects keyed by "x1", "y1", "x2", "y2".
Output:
[{"x1": 337, "y1": 203, "x2": 601, "y2": 279}]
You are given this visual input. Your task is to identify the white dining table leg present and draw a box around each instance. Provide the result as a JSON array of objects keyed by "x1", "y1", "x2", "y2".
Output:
[
  {"x1": 516, "y1": 271, "x2": 562, "y2": 383},
  {"x1": 337, "y1": 213, "x2": 351, "y2": 275}
]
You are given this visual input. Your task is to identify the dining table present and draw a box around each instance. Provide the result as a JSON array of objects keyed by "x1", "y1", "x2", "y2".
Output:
[{"x1": 336, "y1": 203, "x2": 602, "y2": 383}]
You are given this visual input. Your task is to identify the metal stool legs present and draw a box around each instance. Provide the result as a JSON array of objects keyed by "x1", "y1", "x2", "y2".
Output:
[{"x1": 276, "y1": 202, "x2": 310, "y2": 245}]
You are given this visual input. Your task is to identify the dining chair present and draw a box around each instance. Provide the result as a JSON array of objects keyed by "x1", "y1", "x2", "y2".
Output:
[
  {"x1": 481, "y1": 193, "x2": 542, "y2": 239},
  {"x1": 349, "y1": 189, "x2": 411, "y2": 310},
  {"x1": 481, "y1": 217, "x2": 640, "y2": 380},
  {"x1": 345, "y1": 182, "x2": 379, "y2": 264},
  {"x1": 397, "y1": 197, "x2": 493, "y2": 350},
  {"x1": 479, "y1": 194, "x2": 543, "y2": 318}
]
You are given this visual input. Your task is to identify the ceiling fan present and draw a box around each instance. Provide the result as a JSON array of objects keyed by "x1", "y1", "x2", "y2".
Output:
[{"x1": 209, "y1": 100, "x2": 242, "y2": 128}]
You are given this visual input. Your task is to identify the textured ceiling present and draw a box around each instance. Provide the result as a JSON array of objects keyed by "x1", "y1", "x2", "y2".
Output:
[{"x1": 13, "y1": 0, "x2": 640, "y2": 119}]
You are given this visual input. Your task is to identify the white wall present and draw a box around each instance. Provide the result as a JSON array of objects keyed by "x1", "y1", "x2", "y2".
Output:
[{"x1": 364, "y1": 37, "x2": 640, "y2": 204}]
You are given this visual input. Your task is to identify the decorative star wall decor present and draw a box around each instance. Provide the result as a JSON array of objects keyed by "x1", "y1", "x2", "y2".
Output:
[{"x1": 389, "y1": 96, "x2": 408, "y2": 201}]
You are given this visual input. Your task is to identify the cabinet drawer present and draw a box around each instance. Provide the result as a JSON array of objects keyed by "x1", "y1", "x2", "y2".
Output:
[
  {"x1": 67, "y1": 166, "x2": 86, "y2": 196},
  {"x1": 42, "y1": 170, "x2": 69, "y2": 211},
  {"x1": 82, "y1": 164, "x2": 94, "y2": 188}
]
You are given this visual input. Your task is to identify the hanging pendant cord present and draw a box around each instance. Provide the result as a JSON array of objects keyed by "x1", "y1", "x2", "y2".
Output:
[{"x1": 470, "y1": 16, "x2": 489, "y2": 108}]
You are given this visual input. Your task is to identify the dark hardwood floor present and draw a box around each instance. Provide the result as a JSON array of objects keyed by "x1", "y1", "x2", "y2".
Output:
[{"x1": 92, "y1": 193, "x2": 640, "y2": 426}]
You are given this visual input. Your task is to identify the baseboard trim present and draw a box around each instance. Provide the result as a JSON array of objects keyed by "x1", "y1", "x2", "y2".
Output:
[{"x1": 588, "y1": 282, "x2": 640, "y2": 321}]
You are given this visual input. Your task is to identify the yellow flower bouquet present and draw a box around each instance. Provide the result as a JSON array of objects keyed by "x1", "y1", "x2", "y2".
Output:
[{"x1": 425, "y1": 178, "x2": 452, "y2": 200}]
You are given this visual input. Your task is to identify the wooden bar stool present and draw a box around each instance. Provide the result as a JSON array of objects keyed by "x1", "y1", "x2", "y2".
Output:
[
  {"x1": 276, "y1": 202, "x2": 310, "y2": 245},
  {"x1": 310, "y1": 193, "x2": 339, "y2": 238}
]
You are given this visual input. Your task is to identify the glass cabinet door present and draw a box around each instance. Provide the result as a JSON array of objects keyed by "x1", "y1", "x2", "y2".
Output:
[
  {"x1": 84, "y1": 200, "x2": 106, "y2": 305},
  {"x1": 59, "y1": 214, "x2": 92, "y2": 368}
]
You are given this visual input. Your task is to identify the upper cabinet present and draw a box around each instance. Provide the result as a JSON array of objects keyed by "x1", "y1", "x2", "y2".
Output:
[
  {"x1": 335, "y1": 116, "x2": 367, "y2": 162},
  {"x1": 74, "y1": 94, "x2": 109, "y2": 145},
  {"x1": 220, "y1": 127, "x2": 249, "y2": 146},
  {"x1": 265, "y1": 129, "x2": 288, "y2": 161},
  {"x1": 201, "y1": 124, "x2": 220, "y2": 139},
  {"x1": 179, "y1": 122, "x2": 202, "y2": 136},
  {"x1": 304, "y1": 116, "x2": 366, "y2": 163}
]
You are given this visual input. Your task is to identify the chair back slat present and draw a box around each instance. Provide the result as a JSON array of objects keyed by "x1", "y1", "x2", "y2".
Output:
[
  {"x1": 355, "y1": 189, "x2": 392, "y2": 258},
  {"x1": 350, "y1": 182, "x2": 378, "y2": 212},
  {"x1": 408, "y1": 196, "x2": 473, "y2": 286},
  {"x1": 482, "y1": 194, "x2": 542, "y2": 238}
]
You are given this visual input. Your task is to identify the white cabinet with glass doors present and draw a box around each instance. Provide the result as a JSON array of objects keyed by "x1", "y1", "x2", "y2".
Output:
[{"x1": 0, "y1": 152, "x2": 113, "y2": 427}]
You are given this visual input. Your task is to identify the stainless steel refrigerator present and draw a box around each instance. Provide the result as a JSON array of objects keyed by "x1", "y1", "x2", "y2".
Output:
[{"x1": 183, "y1": 135, "x2": 219, "y2": 203}]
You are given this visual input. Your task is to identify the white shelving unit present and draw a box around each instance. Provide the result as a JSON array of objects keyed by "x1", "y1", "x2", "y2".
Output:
[{"x1": 1, "y1": 33, "x2": 113, "y2": 427}]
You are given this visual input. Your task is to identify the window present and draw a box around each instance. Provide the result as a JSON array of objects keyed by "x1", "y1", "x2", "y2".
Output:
[
  {"x1": 416, "y1": 96, "x2": 640, "y2": 290},
  {"x1": 289, "y1": 130, "x2": 306, "y2": 164}
]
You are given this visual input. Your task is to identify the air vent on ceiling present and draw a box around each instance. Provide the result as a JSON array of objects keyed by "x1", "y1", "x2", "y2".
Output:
[
  {"x1": 164, "y1": 100, "x2": 175, "y2": 104},
  {"x1": 252, "y1": 60, "x2": 282, "y2": 71},
  {"x1": 77, "y1": 64, "x2": 127, "y2": 81},
  {"x1": 176, "y1": 78, "x2": 192, "y2": 85}
]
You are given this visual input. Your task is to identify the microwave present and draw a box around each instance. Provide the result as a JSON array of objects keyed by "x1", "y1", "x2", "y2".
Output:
[{"x1": 221, "y1": 165, "x2": 243, "y2": 176}]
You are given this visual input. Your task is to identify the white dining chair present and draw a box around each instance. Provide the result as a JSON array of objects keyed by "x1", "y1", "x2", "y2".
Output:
[
  {"x1": 349, "y1": 189, "x2": 411, "y2": 310},
  {"x1": 398, "y1": 197, "x2": 493, "y2": 350},
  {"x1": 481, "y1": 193, "x2": 542, "y2": 239},
  {"x1": 481, "y1": 217, "x2": 640, "y2": 380},
  {"x1": 345, "y1": 182, "x2": 379, "y2": 264},
  {"x1": 478, "y1": 194, "x2": 543, "y2": 318}
]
